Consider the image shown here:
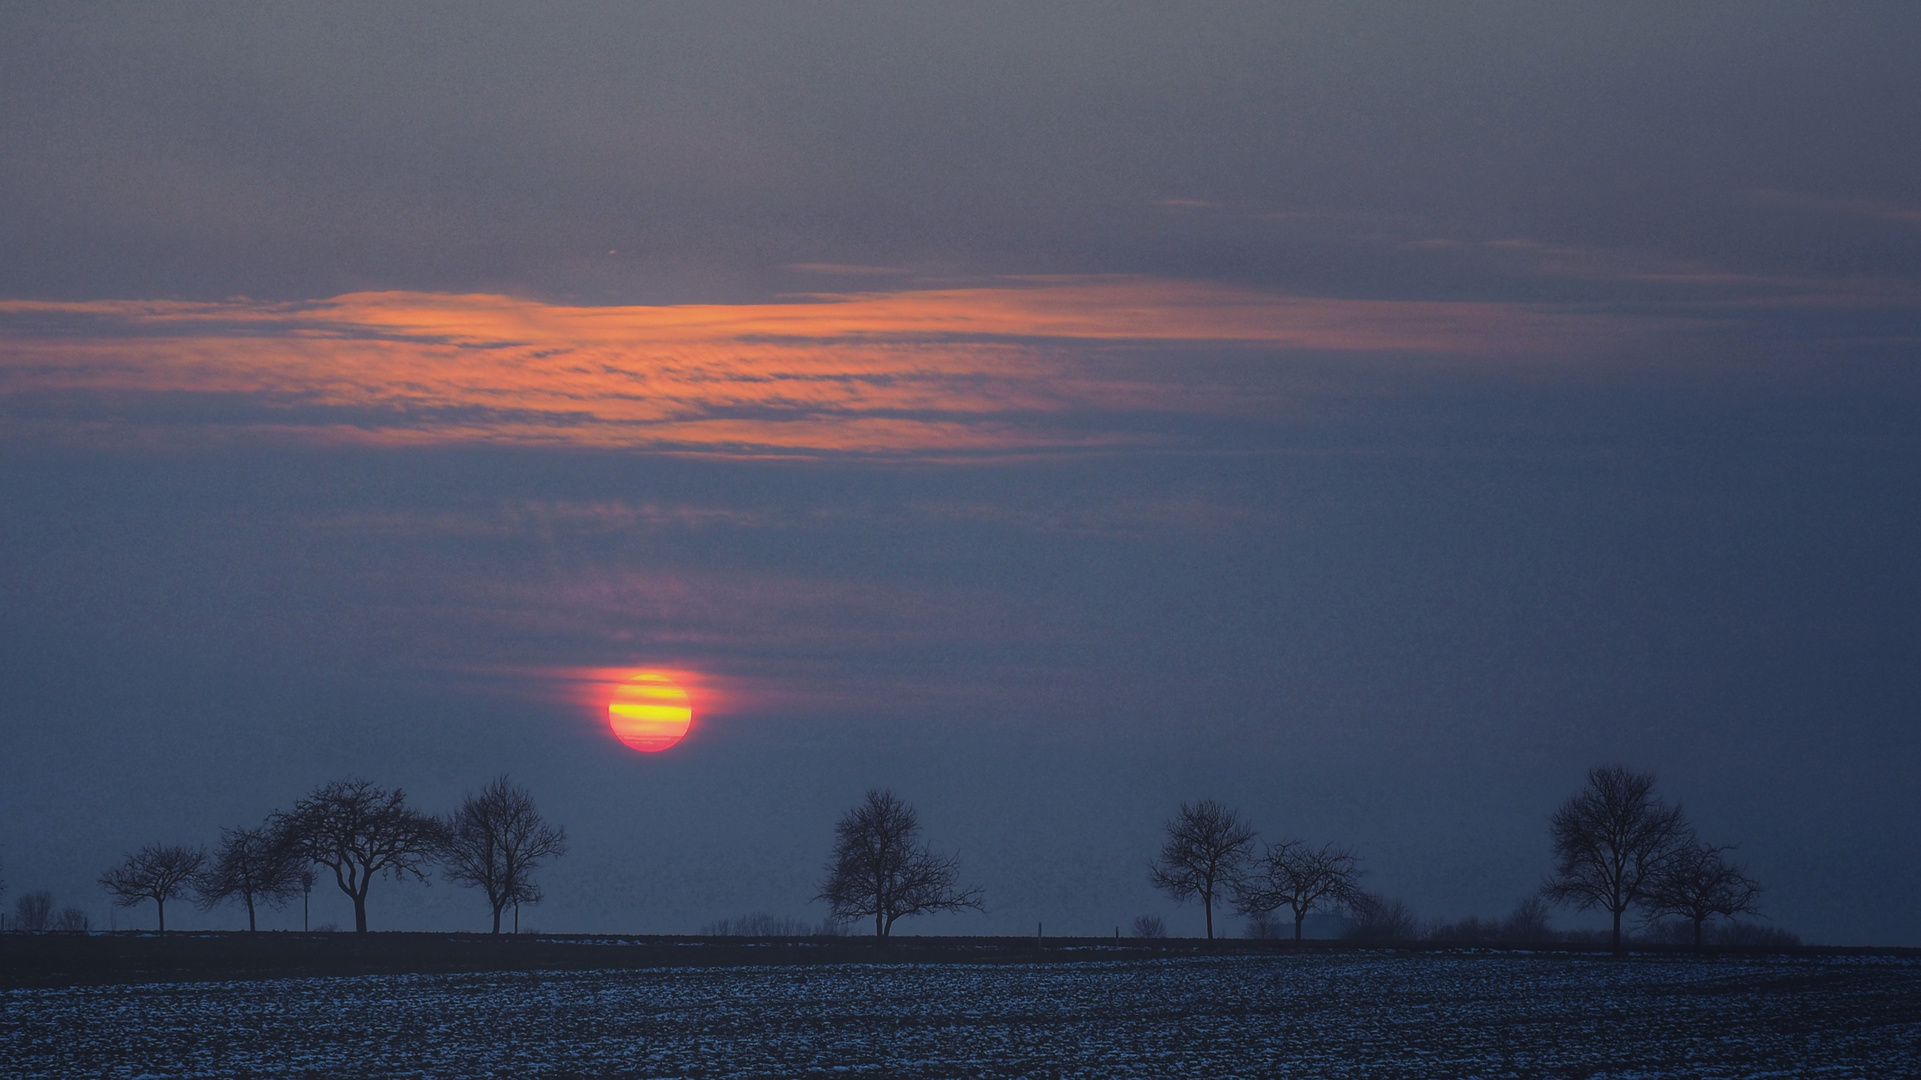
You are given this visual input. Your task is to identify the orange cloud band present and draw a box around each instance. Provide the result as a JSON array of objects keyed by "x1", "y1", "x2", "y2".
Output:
[{"x1": 0, "y1": 278, "x2": 1626, "y2": 456}]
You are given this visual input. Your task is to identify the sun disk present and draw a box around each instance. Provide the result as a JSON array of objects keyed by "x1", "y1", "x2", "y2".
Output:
[{"x1": 607, "y1": 671, "x2": 693, "y2": 752}]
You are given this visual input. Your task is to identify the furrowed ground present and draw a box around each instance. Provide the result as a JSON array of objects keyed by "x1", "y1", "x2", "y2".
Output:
[{"x1": 5, "y1": 953, "x2": 1918, "y2": 1078}]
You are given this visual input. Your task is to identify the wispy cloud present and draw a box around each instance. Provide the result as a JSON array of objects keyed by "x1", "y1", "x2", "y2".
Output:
[
  {"x1": 1749, "y1": 189, "x2": 1921, "y2": 227},
  {"x1": 1466, "y1": 236, "x2": 1921, "y2": 313},
  {"x1": 782, "y1": 263, "x2": 910, "y2": 276},
  {"x1": 0, "y1": 278, "x2": 1639, "y2": 457}
]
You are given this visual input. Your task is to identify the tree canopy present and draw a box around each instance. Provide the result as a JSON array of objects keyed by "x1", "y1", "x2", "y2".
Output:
[
  {"x1": 1235, "y1": 840, "x2": 1363, "y2": 941},
  {"x1": 100, "y1": 843, "x2": 207, "y2": 932},
  {"x1": 1148, "y1": 799, "x2": 1257, "y2": 940},
  {"x1": 817, "y1": 789, "x2": 983, "y2": 937},
  {"x1": 1542, "y1": 765, "x2": 1692, "y2": 953},
  {"x1": 273, "y1": 777, "x2": 448, "y2": 934},
  {"x1": 196, "y1": 825, "x2": 298, "y2": 932},
  {"x1": 1640, "y1": 842, "x2": 1762, "y2": 947},
  {"x1": 443, "y1": 775, "x2": 568, "y2": 934}
]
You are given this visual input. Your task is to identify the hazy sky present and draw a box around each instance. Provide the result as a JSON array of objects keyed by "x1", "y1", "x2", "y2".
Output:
[{"x1": 3, "y1": 3, "x2": 1917, "y2": 943}]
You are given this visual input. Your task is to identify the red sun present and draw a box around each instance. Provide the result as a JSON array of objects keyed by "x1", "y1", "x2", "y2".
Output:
[{"x1": 606, "y1": 671, "x2": 693, "y2": 752}]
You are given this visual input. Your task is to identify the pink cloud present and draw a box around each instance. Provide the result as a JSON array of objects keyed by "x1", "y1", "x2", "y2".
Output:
[{"x1": 0, "y1": 278, "x2": 1640, "y2": 456}]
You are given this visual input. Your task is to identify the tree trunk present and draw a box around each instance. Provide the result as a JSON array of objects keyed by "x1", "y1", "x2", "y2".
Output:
[
  {"x1": 156, "y1": 898, "x2": 166, "y2": 933},
  {"x1": 1611, "y1": 907, "x2": 1623, "y2": 954},
  {"x1": 1203, "y1": 896, "x2": 1214, "y2": 940},
  {"x1": 492, "y1": 904, "x2": 502, "y2": 934},
  {"x1": 1692, "y1": 916, "x2": 1705, "y2": 948},
  {"x1": 245, "y1": 893, "x2": 257, "y2": 933},
  {"x1": 1294, "y1": 911, "x2": 1306, "y2": 941},
  {"x1": 354, "y1": 892, "x2": 369, "y2": 934}
]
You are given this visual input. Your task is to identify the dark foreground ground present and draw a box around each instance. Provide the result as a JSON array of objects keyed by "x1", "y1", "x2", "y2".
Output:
[
  {"x1": 3, "y1": 931, "x2": 1912, "y2": 989},
  {"x1": 5, "y1": 952, "x2": 1918, "y2": 1078}
]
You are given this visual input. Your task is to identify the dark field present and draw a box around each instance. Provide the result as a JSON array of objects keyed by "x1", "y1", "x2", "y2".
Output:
[{"x1": 5, "y1": 952, "x2": 1919, "y2": 1078}]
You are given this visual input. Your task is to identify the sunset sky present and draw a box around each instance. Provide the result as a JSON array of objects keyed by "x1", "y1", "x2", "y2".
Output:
[{"x1": 3, "y1": 4, "x2": 1917, "y2": 943}]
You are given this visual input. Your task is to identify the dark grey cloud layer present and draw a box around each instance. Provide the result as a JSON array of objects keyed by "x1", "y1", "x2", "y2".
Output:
[{"x1": 6, "y1": 3, "x2": 1919, "y2": 301}]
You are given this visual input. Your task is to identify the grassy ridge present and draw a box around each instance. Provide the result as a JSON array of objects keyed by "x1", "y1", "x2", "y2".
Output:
[{"x1": 3, "y1": 932, "x2": 1910, "y2": 989}]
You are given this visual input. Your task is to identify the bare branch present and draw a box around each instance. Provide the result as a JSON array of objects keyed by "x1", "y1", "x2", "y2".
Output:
[
  {"x1": 100, "y1": 843, "x2": 207, "y2": 932},
  {"x1": 1540, "y1": 764, "x2": 1692, "y2": 953},
  {"x1": 196, "y1": 825, "x2": 298, "y2": 932},
  {"x1": 271, "y1": 777, "x2": 449, "y2": 934},
  {"x1": 817, "y1": 789, "x2": 984, "y2": 937},
  {"x1": 1234, "y1": 840, "x2": 1363, "y2": 941},
  {"x1": 443, "y1": 775, "x2": 568, "y2": 934},
  {"x1": 1148, "y1": 799, "x2": 1257, "y2": 940},
  {"x1": 1639, "y1": 842, "x2": 1764, "y2": 947}
]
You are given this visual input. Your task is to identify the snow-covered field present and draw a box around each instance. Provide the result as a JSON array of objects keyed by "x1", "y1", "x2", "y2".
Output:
[{"x1": 5, "y1": 953, "x2": 1917, "y2": 1078}]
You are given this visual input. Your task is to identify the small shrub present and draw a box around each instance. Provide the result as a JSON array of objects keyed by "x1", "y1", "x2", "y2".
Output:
[
  {"x1": 1243, "y1": 911, "x2": 1283, "y2": 939},
  {"x1": 1499, "y1": 896, "x2": 1555, "y2": 943},
  {"x1": 54, "y1": 907, "x2": 90, "y2": 933},
  {"x1": 700, "y1": 912, "x2": 820, "y2": 937},
  {"x1": 1637, "y1": 919, "x2": 1694, "y2": 945},
  {"x1": 1131, "y1": 914, "x2": 1167, "y2": 939},
  {"x1": 1342, "y1": 893, "x2": 1420, "y2": 943},
  {"x1": 1714, "y1": 920, "x2": 1801, "y2": 948},
  {"x1": 13, "y1": 891, "x2": 53, "y2": 933},
  {"x1": 1426, "y1": 915, "x2": 1495, "y2": 944}
]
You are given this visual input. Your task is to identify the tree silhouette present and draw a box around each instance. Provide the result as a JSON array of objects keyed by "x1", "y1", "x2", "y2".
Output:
[
  {"x1": 817, "y1": 789, "x2": 983, "y2": 937},
  {"x1": 443, "y1": 775, "x2": 568, "y2": 934},
  {"x1": 272, "y1": 778, "x2": 447, "y2": 934},
  {"x1": 196, "y1": 825, "x2": 298, "y2": 932},
  {"x1": 1148, "y1": 799, "x2": 1256, "y2": 939},
  {"x1": 13, "y1": 890, "x2": 53, "y2": 933},
  {"x1": 1234, "y1": 840, "x2": 1363, "y2": 941},
  {"x1": 1640, "y1": 842, "x2": 1762, "y2": 947},
  {"x1": 100, "y1": 844, "x2": 207, "y2": 932},
  {"x1": 1542, "y1": 765, "x2": 1691, "y2": 954},
  {"x1": 297, "y1": 867, "x2": 315, "y2": 931}
]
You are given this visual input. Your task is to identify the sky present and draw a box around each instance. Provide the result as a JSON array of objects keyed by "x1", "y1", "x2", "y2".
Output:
[{"x1": 2, "y1": 3, "x2": 1917, "y2": 943}]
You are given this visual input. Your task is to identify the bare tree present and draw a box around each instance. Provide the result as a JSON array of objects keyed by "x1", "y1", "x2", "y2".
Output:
[
  {"x1": 14, "y1": 890, "x2": 53, "y2": 932},
  {"x1": 272, "y1": 777, "x2": 448, "y2": 934},
  {"x1": 1148, "y1": 799, "x2": 1256, "y2": 940},
  {"x1": 443, "y1": 775, "x2": 568, "y2": 934},
  {"x1": 196, "y1": 825, "x2": 298, "y2": 932},
  {"x1": 1640, "y1": 842, "x2": 1762, "y2": 947},
  {"x1": 297, "y1": 867, "x2": 316, "y2": 931},
  {"x1": 816, "y1": 789, "x2": 984, "y2": 937},
  {"x1": 100, "y1": 844, "x2": 207, "y2": 931},
  {"x1": 1234, "y1": 840, "x2": 1363, "y2": 941},
  {"x1": 1541, "y1": 765, "x2": 1692, "y2": 953},
  {"x1": 54, "y1": 907, "x2": 90, "y2": 932}
]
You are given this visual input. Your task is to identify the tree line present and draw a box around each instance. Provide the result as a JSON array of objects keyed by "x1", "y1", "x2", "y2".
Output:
[
  {"x1": 1146, "y1": 764, "x2": 1770, "y2": 952},
  {"x1": 4, "y1": 775, "x2": 565, "y2": 935},
  {"x1": 799, "y1": 768, "x2": 1775, "y2": 949},
  {"x1": 3, "y1": 766, "x2": 1777, "y2": 946}
]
